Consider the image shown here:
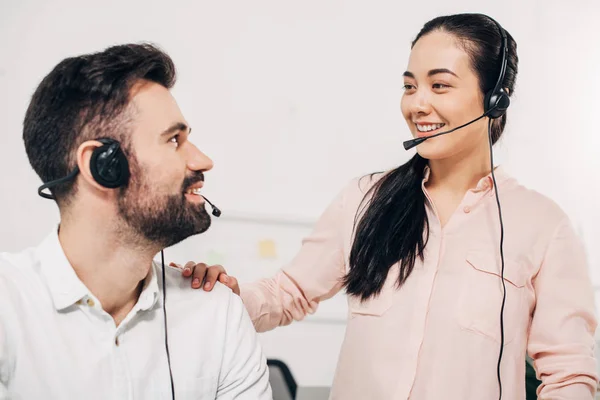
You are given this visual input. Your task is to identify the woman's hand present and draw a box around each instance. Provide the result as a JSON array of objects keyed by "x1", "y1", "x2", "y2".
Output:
[{"x1": 170, "y1": 261, "x2": 240, "y2": 295}]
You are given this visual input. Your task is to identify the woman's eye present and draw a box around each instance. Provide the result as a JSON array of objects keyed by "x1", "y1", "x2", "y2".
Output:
[
  {"x1": 169, "y1": 135, "x2": 179, "y2": 146},
  {"x1": 432, "y1": 83, "x2": 450, "y2": 89},
  {"x1": 403, "y1": 84, "x2": 416, "y2": 91}
]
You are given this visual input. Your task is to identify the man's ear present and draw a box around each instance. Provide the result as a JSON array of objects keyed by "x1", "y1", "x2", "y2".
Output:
[{"x1": 76, "y1": 140, "x2": 113, "y2": 193}]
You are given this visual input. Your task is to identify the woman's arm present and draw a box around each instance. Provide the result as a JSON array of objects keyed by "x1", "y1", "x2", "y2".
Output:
[
  {"x1": 240, "y1": 182, "x2": 352, "y2": 332},
  {"x1": 527, "y1": 216, "x2": 598, "y2": 399}
]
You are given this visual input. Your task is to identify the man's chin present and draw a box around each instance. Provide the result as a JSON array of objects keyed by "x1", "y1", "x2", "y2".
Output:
[
  {"x1": 181, "y1": 209, "x2": 212, "y2": 237},
  {"x1": 193, "y1": 218, "x2": 211, "y2": 236},
  {"x1": 160, "y1": 218, "x2": 211, "y2": 248}
]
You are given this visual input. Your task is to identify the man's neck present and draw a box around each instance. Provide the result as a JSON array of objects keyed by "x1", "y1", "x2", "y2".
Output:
[{"x1": 58, "y1": 210, "x2": 159, "y2": 324}]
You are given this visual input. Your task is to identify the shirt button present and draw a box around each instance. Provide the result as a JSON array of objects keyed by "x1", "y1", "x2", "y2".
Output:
[
  {"x1": 86, "y1": 298, "x2": 95, "y2": 307},
  {"x1": 463, "y1": 206, "x2": 471, "y2": 213},
  {"x1": 115, "y1": 336, "x2": 120, "y2": 346}
]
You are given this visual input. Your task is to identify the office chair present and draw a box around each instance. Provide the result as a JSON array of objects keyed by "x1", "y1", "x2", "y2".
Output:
[
  {"x1": 267, "y1": 359, "x2": 298, "y2": 400},
  {"x1": 525, "y1": 357, "x2": 541, "y2": 399}
]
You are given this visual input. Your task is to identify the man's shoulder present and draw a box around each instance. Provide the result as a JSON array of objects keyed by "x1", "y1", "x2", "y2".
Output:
[
  {"x1": 158, "y1": 264, "x2": 248, "y2": 347},
  {"x1": 0, "y1": 246, "x2": 49, "y2": 322},
  {"x1": 161, "y1": 264, "x2": 240, "y2": 313},
  {"x1": 0, "y1": 246, "x2": 41, "y2": 296}
]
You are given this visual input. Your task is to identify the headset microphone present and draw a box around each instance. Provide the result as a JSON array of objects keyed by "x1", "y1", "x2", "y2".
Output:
[
  {"x1": 201, "y1": 196, "x2": 222, "y2": 217},
  {"x1": 402, "y1": 106, "x2": 497, "y2": 151}
]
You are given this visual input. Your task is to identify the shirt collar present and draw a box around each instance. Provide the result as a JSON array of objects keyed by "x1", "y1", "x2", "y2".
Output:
[
  {"x1": 137, "y1": 261, "x2": 161, "y2": 311},
  {"x1": 36, "y1": 228, "x2": 89, "y2": 311},
  {"x1": 422, "y1": 164, "x2": 509, "y2": 192},
  {"x1": 37, "y1": 228, "x2": 161, "y2": 312}
]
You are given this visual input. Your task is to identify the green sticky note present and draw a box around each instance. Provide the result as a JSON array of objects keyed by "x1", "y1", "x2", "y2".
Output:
[{"x1": 206, "y1": 250, "x2": 226, "y2": 265}]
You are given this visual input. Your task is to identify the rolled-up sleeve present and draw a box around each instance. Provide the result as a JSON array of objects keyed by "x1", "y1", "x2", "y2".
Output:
[
  {"x1": 240, "y1": 179, "x2": 355, "y2": 333},
  {"x1": 528, "y1": 216, "x2": 599, "y2": 399}
]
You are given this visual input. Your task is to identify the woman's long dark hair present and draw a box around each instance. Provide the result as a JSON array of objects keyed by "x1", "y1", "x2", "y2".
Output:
[{"x1": 343, "y1": 14, "x2": 518, "y2": 300}]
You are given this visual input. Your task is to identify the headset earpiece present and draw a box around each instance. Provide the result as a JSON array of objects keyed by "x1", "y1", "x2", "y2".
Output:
[
  {"x1": 484, "y1": 88, "x2": 510, "y2": 119},
  {"x1": 483, "y1": 15, "x2": 510, "y2": 121},
  {"x1": 89, "y1": 138, "x2": 130, "y2": 188}
]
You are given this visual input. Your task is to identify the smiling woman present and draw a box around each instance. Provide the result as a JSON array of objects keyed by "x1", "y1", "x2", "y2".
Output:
[{"x1": 186, "y1": 13, "x2": 598, "y2": 400}]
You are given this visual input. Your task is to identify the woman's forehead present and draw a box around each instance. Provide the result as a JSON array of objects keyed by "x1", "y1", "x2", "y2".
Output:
[{"x1": 407, "y1": 31, "x2": 472, "y2": 78}]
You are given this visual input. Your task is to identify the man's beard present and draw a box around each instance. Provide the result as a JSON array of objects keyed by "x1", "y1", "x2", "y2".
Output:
[{"x1": 117, "y1": 163, "x2": 211, "y2": 248}]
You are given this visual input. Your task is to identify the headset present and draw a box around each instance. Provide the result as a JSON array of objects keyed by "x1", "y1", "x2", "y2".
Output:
[
  {"x1": 38, "y1": 137, "x2": 222, "y2": 400},
  {"x1": 402, "y1": 14, "x2": 509, "y2": 400},
  {"x1": 38, "y1": 138, "x2": 130, "y2": 199}
]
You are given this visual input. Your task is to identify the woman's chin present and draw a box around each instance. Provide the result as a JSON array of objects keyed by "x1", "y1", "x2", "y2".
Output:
[{"x1": 415, "y1": 141, "x2": 453, "y2": 160}]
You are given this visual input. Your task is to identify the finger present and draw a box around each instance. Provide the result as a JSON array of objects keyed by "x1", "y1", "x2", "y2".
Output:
[
  {"x1": 169, "y1": 262, "x2": 182, "y2": 270},
  {"x1": 219, "y1": 275, "x2": 240, "y2": 296},
  {"x1": 191, "y1": 263, "x2": 208, "y2": 289},
  {"x1": 182, "y1": 261, "x2": 196, "y2": 277},
  {"x1": 230, "y1": 277, "x2": 240, "y2": 296},
  {"x1": 203, "y1": 265, "x2": 226, "y2": 291}
]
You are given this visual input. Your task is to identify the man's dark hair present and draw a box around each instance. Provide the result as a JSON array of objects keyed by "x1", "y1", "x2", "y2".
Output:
[{"x1": 23, "y1": 43, "x2": 176, "y2": 206}]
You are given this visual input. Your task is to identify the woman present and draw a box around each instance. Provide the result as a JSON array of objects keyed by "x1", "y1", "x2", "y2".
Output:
[{"x1": 176, "y1": 13, "x2": 598, "y2": 399}]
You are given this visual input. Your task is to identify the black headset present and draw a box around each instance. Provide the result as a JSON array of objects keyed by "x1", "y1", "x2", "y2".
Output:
[
  {"x1": 89, "y1": 138, "x2": 130, "y2": 188},
  {"x1": 484, "y1": 16, "x2": 510, "y2": 120},
  {"x1": 37, "y1": 138, "x2": 130, "y2": 199},
  {"x1": 37, "y1": 137, "x2": 221, "y2": 217}
]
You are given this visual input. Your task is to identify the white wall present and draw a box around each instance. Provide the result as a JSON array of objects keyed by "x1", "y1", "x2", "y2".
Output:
[{"x1": 1, "y1": 0, "x2": 599, "y2": 387}]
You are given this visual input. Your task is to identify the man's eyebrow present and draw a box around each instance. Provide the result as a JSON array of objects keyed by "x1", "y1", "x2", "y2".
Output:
[{"x1": 160, "y1": 122, "x2": 190, "y2": 137}]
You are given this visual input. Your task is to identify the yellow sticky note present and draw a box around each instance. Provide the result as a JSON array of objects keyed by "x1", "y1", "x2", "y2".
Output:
[{"x1": 258, "y1": 240, "x2": 277, "y2": 259}]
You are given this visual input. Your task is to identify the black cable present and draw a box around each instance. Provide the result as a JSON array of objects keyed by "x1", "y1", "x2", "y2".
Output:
[
  {"x1": 37, "y1": 166, "x2": 80, "y2": 199},
  {"x1": 161, "y1": 250, "x2": 176, "y2": 400},
  {"x1": 488, "y1": 119, "x2": 506, "y2": 400}
]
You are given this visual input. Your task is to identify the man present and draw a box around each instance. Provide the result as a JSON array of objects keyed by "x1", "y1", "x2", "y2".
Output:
[{"x1": 0, "y1": 43, "x2": 272, "y2": 399}]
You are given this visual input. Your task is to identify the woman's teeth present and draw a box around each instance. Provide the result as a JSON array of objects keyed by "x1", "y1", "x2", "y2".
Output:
[
  {"x1": 416, "y1": 123, "x2": 445, "y2": 132},
  {"x1": 186, "y1": 188, "x2": 202, "y2": 195}
]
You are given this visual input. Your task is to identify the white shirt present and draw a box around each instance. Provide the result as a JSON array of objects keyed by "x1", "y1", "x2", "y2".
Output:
[{"x1": 0, "y1": 230, "x2": 272, "y2": 400}]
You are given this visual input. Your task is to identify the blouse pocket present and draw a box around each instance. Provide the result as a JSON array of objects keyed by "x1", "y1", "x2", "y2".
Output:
[
  {"x1": 347, "y1": 268, "x2": 395, "y2": 317},
  {"x1": 456, "y1": 250, "x2": 526, "y2": 345},
  {"x1": 348, "y1": 291, "x2": 393, "y2": 317}
]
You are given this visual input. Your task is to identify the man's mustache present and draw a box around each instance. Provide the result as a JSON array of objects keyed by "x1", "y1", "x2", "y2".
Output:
[{"x1": 182, "y1": 172, "x2": 205, "y2": 192}]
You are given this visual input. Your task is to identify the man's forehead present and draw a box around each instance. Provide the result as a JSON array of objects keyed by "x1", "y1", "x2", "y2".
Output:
[{"x1": 129, "y1": 81, "x2": 187, "y2": 131}]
